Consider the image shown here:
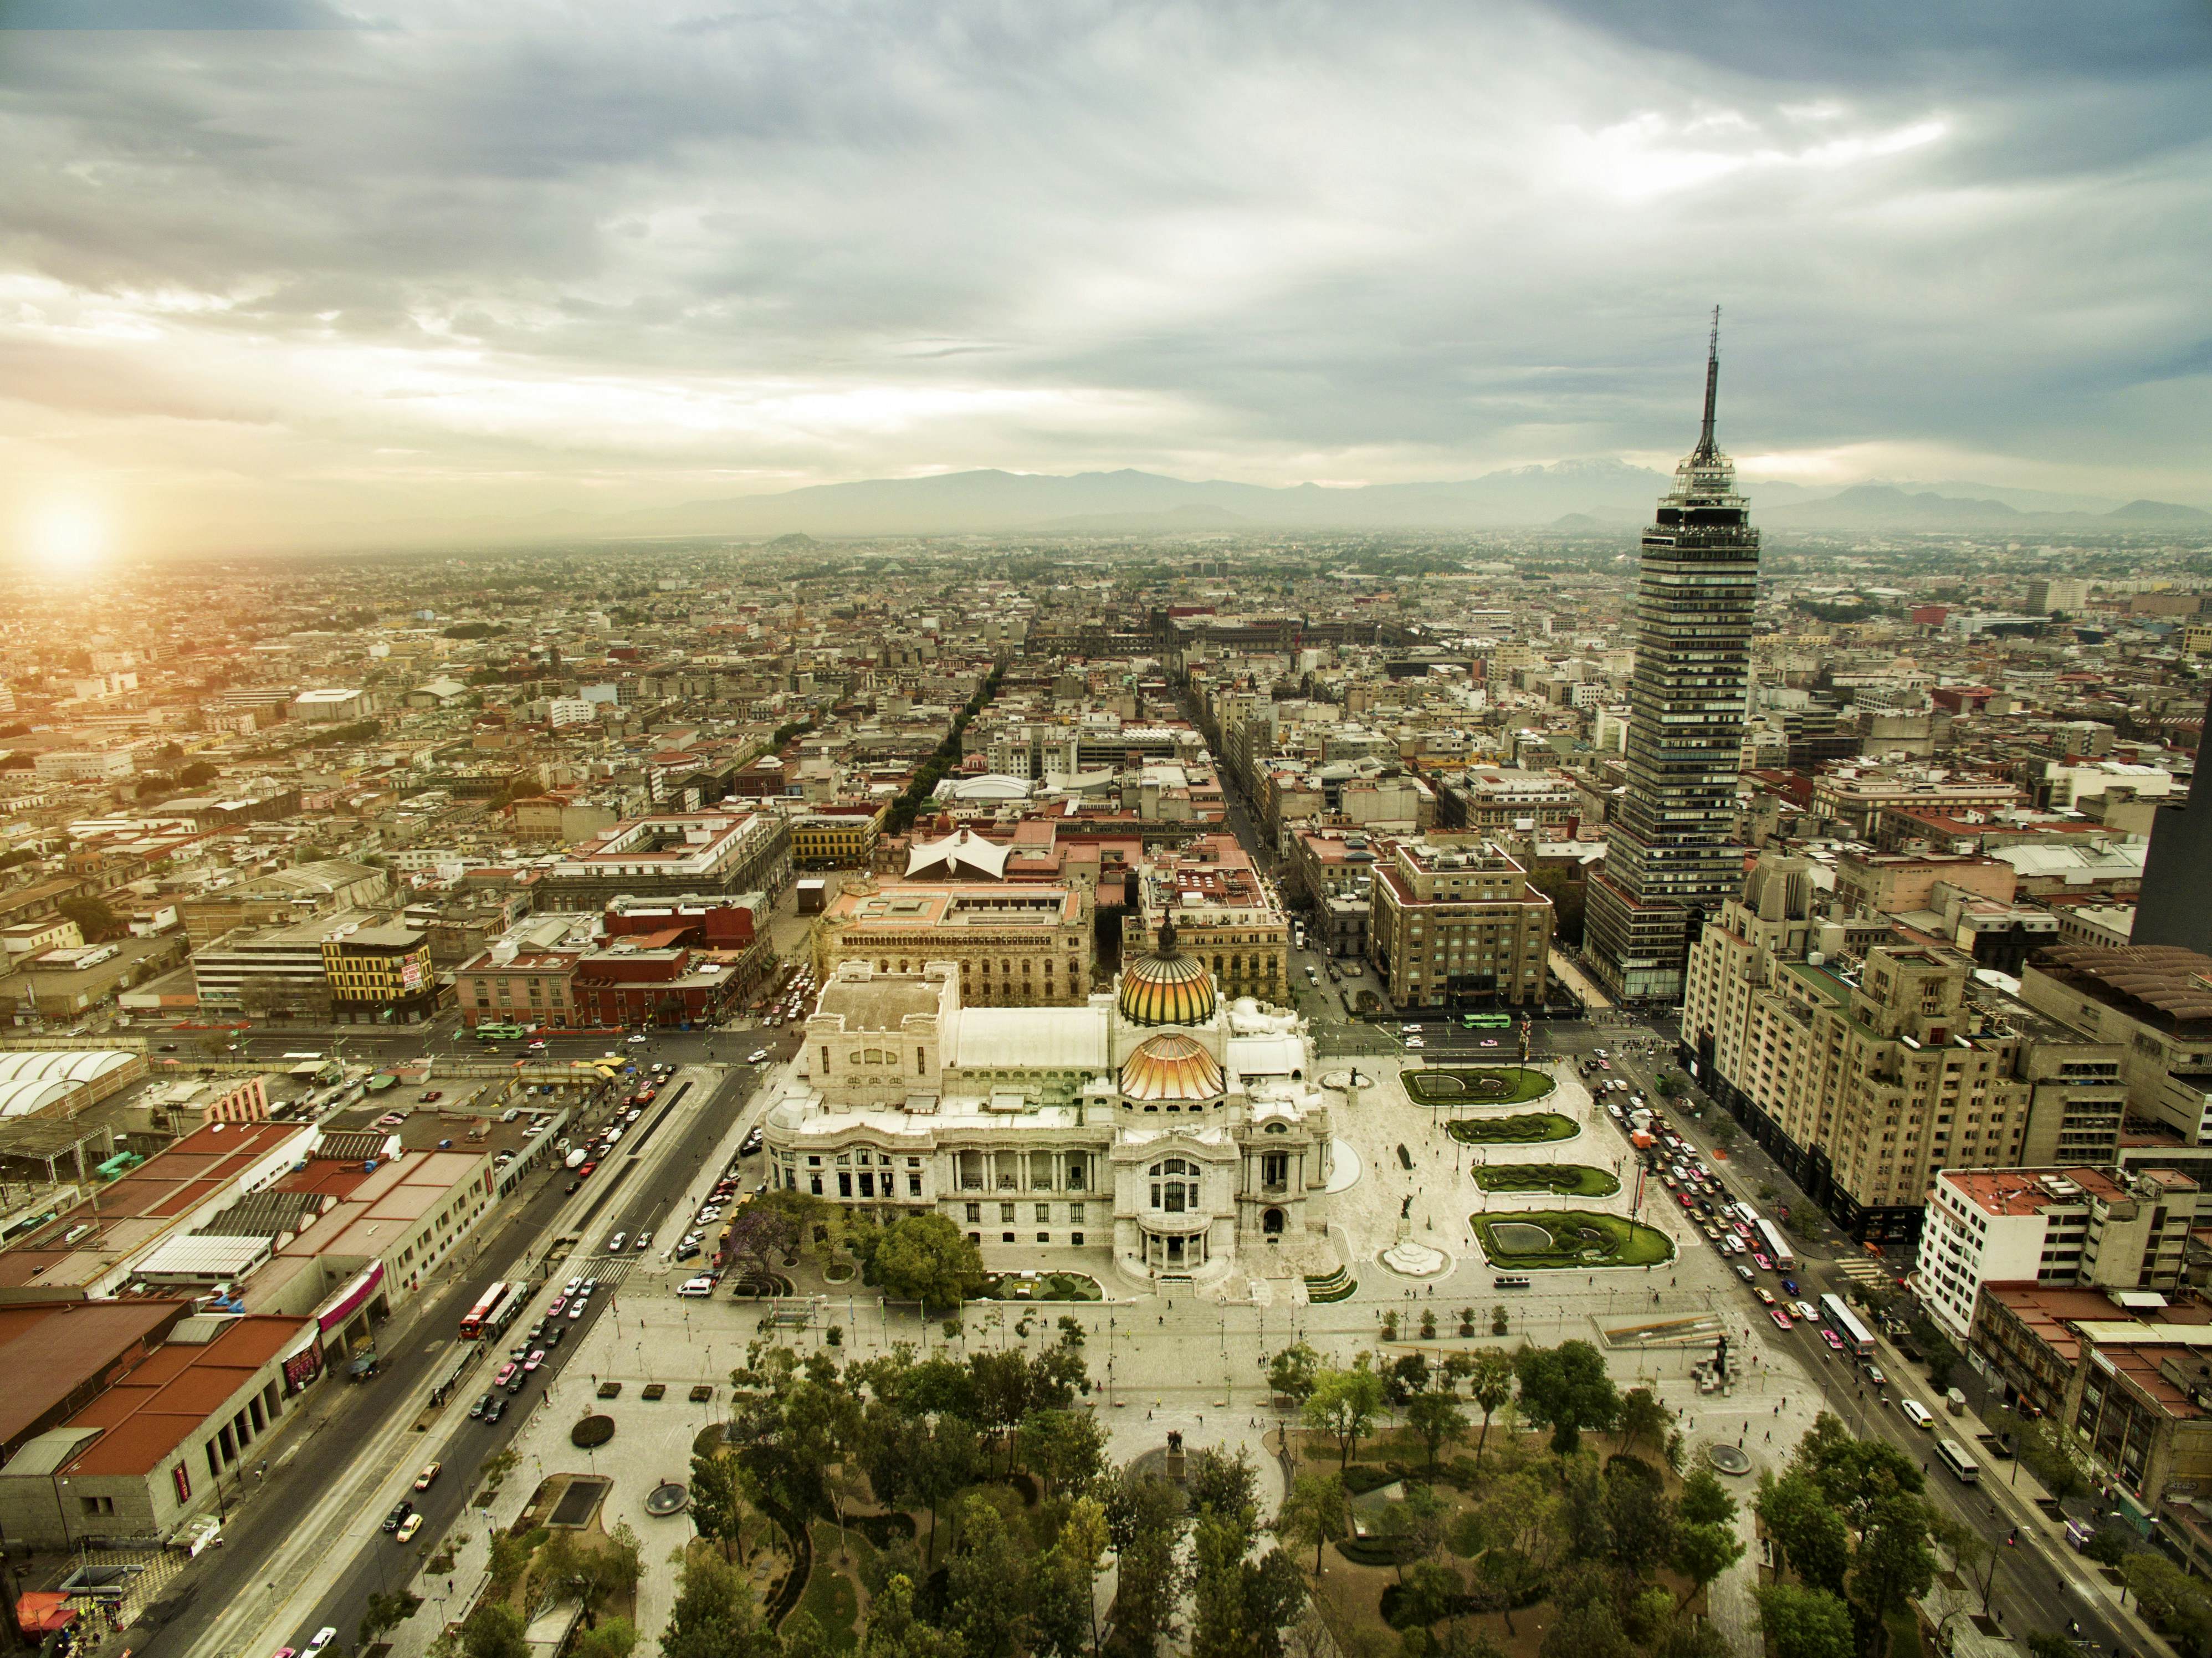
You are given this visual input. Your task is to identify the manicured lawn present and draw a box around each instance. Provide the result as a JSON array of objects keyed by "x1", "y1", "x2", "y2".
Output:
[
  {"x1": 980, "y1": 1271, "x2": 1101, "y2": 1301},
  {"x1": 1403, "y1": 1066, "x2": 1556, "y2": 1107},
  {"x1": 1472, "y1": 1208, "x2": 1676, "y2": 1270},
  {"x1": 798, "y1": 1523, "x2": 863, "y2": 1649},
  {"x1": 1446, "y1": 1112, "x2": 1579, "y2": 1145},
  {"x1": 1471, "y1": 1163, "x2": 1620, "y2": 1198}
]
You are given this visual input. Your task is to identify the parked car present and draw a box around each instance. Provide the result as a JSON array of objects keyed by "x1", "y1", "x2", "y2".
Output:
[
  {"x1": 740, "y1": 1127, "x2": 764, "y2": 1155},
  {"x1": 677, "y1": 1277, "x2": 716, "y2": 1297}
]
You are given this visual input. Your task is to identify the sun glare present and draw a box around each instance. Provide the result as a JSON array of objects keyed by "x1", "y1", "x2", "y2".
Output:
[{"x1": 24, "y1": 502, "x2": 107, "y2": 576}]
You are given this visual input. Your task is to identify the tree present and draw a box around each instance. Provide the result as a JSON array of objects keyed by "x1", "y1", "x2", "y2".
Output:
[
  {"x1": 864, "y1": 1574, "x2": 969, "y2": 1658},
  {"x1": 460, "y1": 1604, "x2": 529, "y2": 1658},
  {"x1": 1267, "y1": 1340, "x2": 1321, "y2": 1405},
  {"x1": 1466, "y1": 1352, "x2": 1515, "y2": 1462},
  {"x1": 56, "y1": 894, "x2": 119, "y2": 942},
  {"x1": 1106, "y1": 1474, "x2": 1191, "y2": 1658},
  {"x1": 946, "y1": 1494, "x2": 1031, "y2": 1658},
  {"x1": 1845, "y1": 1494, "x2": 1936, "y2": 1657},
  {"x1": 1755, "y1": 1471, "x2": 1849, "y2": 1599},
  {"x1": 179, "y1": 760, "x2": 220, "y2": 786},
  {"x1": 1406, "y1": 1386, "x2": 1468, "y2": 1472},
  {"x1": 2124, "y1": 1553, "x2": 2212, "y2": 1657},
  {"x1": 1616, "y1": 1386, "x2": 1670, "y2": 1457},
  {"x1": 1917, "y1": 1327, "x2": 1961, "y2": 1393},
  {"x1": 690, "y1": 1449, "x2": 749, "y2": 1564},
  {"x1": 1055, "y1": 1497, "x2": 1112, "y2": 1658},
  {"x1": 1019, "y1": 1408, "x2": 1109, "y2": 1497},
  {"x1": 1276, "y1": 1471, "x2": 1351, "y2": 1573},
  {"x1": 359, "y1": 1591, "x2": 420, "y2": 1651},
  {"x1": 573, "y1": 1622, "x2": 637, "y2": 1658},
  {"x1": 1396, "y1": 1561, "x2": 1464, "y2": 1634},
  {"x1": 660, "y1": 1547, "x2": 771, "y2": 1658},
  {"x1": 724, "y1": 1190, "x2": 819, "y2": 1281},
  {"x1": 1927, "y1": 1510, "x2": 1999, "y2": 1618},
  {"x1": 1677, "y1": 1469, "x2": 1737, "y2": 1532},
  {"x1": 873, "y1": 1214, "x2": 987, "y2": 1310},
  {"x1": 1753, "y1": 1584, "x2": 1854, "y2": 1658},
  {"x1": 1302, "y1": 1366, "x2": 1386, "y2": 1468},
  {"x1": 1671, "y1": 1522, "x2": 1745, "y2": 1610},
  {"x1": 1511, "y1": 1341, "x2": 1620, "y2": 1459},
  {"x1": 1186, "y1": 1446, "x2": 1259, "y2": 1524}
]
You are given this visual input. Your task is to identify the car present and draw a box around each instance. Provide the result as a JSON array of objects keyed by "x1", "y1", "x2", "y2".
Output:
[
  {"x1": 1820, "y1": 1329, "x2": 1845, "y2": 1352},
  {"x1": 504, "y1": 1367, "x2": 528, "y2": 1394},
  {"x1": 565, "y1": 1276, "x2": 584, "y2": 1292},
  {"x1": 1400, "y1": 1024, "x2": 1423, "y2": 1034},
  {"x1": 159, "y1": 1042, "x2": 180, "y2": 1052},
  {"x1": 542, "y1": 1323, "x2": 564, "y2": 1347},
  {"x1": 493, "y1": 1360, "x2": 518, "y2": 1387},
  {"x1": 748, "y1": 1048, "x2": 770, "y2": 1064},
  {"x1": 1732, "y1": 1262, "x2": 1755, "y2": 1283},
  {"x1": 547, "y1": 1296, "x2": 567, "y2": 1317},
  {"x1": 1769, "y1": 1309, "x2": 1793, "y2": 1331},
  {"x1": 578, "y1": 1161, "x2": 597, "y2": 1176},
  {"x1": 1751, "y1": 1252, "x2": 1774, "y2": 1272},
  {"x1": 568, "y1": 1298, "x2": 588, "y2": 1321},
  {"x1": 382, "y1": 1501, "x2": 413, "y2": 1533},
  {"x1": 624, "y1": 1108, "x2": 642, "y2": 1124},
  {"x1": 1781, "y1": 1278, "x2": 1799, "y2": 1296},
  {"x1": 526, "y1": 1040, "x2": 547, "y2": 1054},
  {"x1": 1677, "y1": 1192, "x2": 1696, "y2": 1209},
  {"x1": 1753, "y1": 1287, "x2": 1776, "y2": 1307},
  {"x1": 627, "y1": 1033, "x2": 648, "y2": 1046},
  {"x1": 395, "y1": 1512, "x2": 424, "y2": 1542},
  {"x1": 421, "y1": 1090, "x2": 443, "y2": 1103},
  {"x1": 565, "y1": 1179, "x2": 581, "y2": 1194},
  {"x1": 1900, "y1": 1399, "x2": 1936, "y2": 1429},
  {"x1": 635, "y1": 1230, "x2": 653, "y2": 1250},
  {"x1": 1405, "y1": 1037, "x2": 1425, "y2": 1049},
  {"x1": 605, "y1": 1128, "x2": 623, "y2": 1146},
  {"x1": 740, "y1": 1127, "x2": 764, "y2": 1156},
  {"x1": 1863, "y1": 1364, "x2": 1888, "y2": 1388},
  {"x1": 469, "y1": 1391, "x2": 495, "y2": 1419},
  {"x1": 308, "y1": 1630, "x2": 339, "y2": 1655},
  {"x1": 1479, "y1": 1038, "x2": 1500, "y2": 1048},
  {"x1": 1793, "y1": 1300, "x2": 1819, "y2": 1322},
  {"x1": 675, "y1": 1244, "x2": 702, "y2": 1261},
  {"x1": 607, "y1": 1231, "x2": 627, "y2": 1252},
  {"x1": 483, "y1": 1396, "x2": 506, "y2": 1423},
  {"x1": 1701, "y1": 1225, "x2": 1721, "y2": 1241},
  {"x1": 414, "y1": 1461, "x2": 442, "y2": 1490},
  {"x1": 678, "y1": 1276, "x2": 716, "y2": 1297},
  {"x1": 523, "y1": 1349, "x2": 547, "y2": 1372}
]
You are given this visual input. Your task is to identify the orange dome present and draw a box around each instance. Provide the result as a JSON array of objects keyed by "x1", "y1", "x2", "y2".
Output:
[
  {"x1": 1117, "y1": 944, "x2": 1217, "y2": 1027},
  {"x1": 1119, "y1": 1032, "x2": 1226, "y2": 1102}
]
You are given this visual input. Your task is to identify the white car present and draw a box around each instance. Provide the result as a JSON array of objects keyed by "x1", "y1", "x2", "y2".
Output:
[
  {"x1": 1900, "y1": 1399, "x2": 1936, "y2": 1430},
  {"x1": 747, "y1": 1048, "x2": 770, "y2": 1064},
  {"x1": 1399, "y1": 1024, "x2": 1423, "y2": 1035},
  {"x1": 307, "y1": 1631, "x2": 338, "y2": 1655},
  {"x1": 677, "y1": 1276, "x2": 716, "y2": 1298},
  {"x1": 1405, "y1": 1037, "x2": 1425, "y2": 1049}
]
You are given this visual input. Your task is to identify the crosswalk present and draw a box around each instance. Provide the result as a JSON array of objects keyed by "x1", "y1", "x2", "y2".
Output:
[
  {"x1": 1832, "y1": 1255, "x2": 1898, "y2": 1291},
  {"x1": 576, "y1": 1253, "x2": 642, "y2": 1287}
]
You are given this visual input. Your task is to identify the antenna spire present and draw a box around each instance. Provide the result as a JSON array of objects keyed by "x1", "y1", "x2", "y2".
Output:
[{"x1": 1695, "y1": 304, "x2": 1721, "y2": 460}]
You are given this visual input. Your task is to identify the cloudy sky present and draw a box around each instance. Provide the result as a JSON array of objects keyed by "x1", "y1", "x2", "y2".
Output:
[{"x1": 2, "y1": 0, "x2": 2208, "y2": 558}]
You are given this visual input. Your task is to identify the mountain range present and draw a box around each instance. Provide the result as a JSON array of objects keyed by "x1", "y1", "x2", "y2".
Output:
[{"x1": 540, "y1": 463, "x2": 2211, "y2": 540}]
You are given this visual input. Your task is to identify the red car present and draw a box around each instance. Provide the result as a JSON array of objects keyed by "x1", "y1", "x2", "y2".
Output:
[
  {"x1": 547, "y1": 1296, "x2": 567, "y2": 1317},
  {"x1": 1769, "y1": 1309, "x2": 1792, "y2": 1331},
  {"x1": 578, "y1": 1161, "x2": 597, "y2": 1176},
  {"x1": 1820, "y1": 1329, "x2": 1845, "y2": 1352},
  {"x1": 493, "y1": 1361, "x2": 518, "y2": 1388}
]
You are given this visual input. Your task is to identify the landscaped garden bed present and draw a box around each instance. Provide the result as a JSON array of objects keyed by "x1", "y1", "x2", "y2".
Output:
[
  {"x1": 1446, "y1": 1112, "x2": 1579, "y2": 1145},
  {"x1": 1402, "y1": 1066, "x2": 1555, "y2": 1107},
  {"x1": 979, "y1": 1270, "x2": 1101, "y2": 1301},
  {"x1": 1471, "y1": 1209, "x2": 1675, "y2": 1269},
  {"x1": 1469, "y1": 1163, "x2": 1620, "y2": 1197}
]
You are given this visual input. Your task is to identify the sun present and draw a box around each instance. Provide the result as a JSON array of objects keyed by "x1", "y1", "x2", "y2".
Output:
[{"x1": 24, "y1": 502, "x2": 107, "y2": 576}]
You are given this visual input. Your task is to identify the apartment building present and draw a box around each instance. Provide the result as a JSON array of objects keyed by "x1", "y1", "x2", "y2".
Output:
[
  {"x1": 2020, "y1": 945, "x2": 2212, "y2": 1149},
  {"x1": 540, "y1": 812, "x2": 791, "y2": 910},
  {"x1": 321, "y1": 923, "x2": 438, "y2": 1025},
  {"x1": 1917, "y1": 1165, "x2": 2201, "y2": 1340},
  {"x1": 1368, "y1": 837, "x2": 1554, "y2": 1010},
  {"x1": 1810, "y1": 769, "x2": 2020, "y2": 837},
  {"x1": 1283, "y1": 829, "x2": 1380, "y2": 959},
  {"x1": 1682, "y1": 854, "x2": 2127, "y2": 1242}
]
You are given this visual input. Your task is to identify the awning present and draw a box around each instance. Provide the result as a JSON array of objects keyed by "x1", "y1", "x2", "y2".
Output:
[
  {"x1": 17, "y1": 1593, "x2": 78, "y2": 1634},
  {"x1": 315, "y1": 1261, "x2": 385, "y2": 1333}
]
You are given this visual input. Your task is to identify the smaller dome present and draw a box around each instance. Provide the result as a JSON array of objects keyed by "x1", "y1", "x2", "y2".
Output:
[{"x1": 1120, "y1": 1033, "x2": 1226, "y2": 1102}]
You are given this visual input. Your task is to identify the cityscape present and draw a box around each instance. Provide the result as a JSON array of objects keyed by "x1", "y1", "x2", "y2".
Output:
[{"x1": 3, "y1": 9, "x2": 2211, "y2": 1658}]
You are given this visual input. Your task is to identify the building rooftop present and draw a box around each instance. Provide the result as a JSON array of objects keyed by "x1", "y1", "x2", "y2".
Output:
[
  {"x1": 55, "y1": 1313, "x2": 311, "y2": 1478},
  {"x1": 1940, "y1": 1166, "x2": 2129, "y2": 1217}
]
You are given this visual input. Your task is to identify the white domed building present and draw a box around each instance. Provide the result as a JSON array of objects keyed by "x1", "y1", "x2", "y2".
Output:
[{"x1": 760, "y1": 919, "x2": 1332, "y2": 1287}]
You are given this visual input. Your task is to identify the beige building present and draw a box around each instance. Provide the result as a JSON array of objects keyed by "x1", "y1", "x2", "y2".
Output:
[
  {"x1": 813, "y1": 879, "x2": 1093, "y2": 1007},
  {"x1": 1368, "y1": 837, "x2": 1553, "y2": 1011},
  {"x1": 2020, "y1": 945, "x2": 2212, "y2": 1148},
  {"x1": 1681, "y1": 854, "x2": 2126, "y2": 1243},
  {"x1": 1125, "y1": 834, "x2": 1288, "y2": 1006}
]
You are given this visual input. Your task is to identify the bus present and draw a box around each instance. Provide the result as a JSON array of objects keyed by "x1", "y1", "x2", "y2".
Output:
[
  {"x1": 1461, "y1": 1012, "x2": 1512, "y2": 1029},
  {"x1": 1819, "y1": 1293, "x2": 1876, "y2": 1358},
  {"x1": 476, "y1": 1023, "x2": 528, "y2": 1041},
  {"x1": 1753, "y1": 1218, "x2": 1796, "y2": 1271},
  {"x1": 1933, "y1": 1439, "x2": 1980, "y2": 1483},
  {"x1": 459, "y1": 1281, "x2": 512, "y2": 1340}
]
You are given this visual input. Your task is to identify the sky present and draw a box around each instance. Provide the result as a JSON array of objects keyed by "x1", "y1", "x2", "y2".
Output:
[{"x1": 1, "y1": 0, "x2": 2209, "y2": 559}]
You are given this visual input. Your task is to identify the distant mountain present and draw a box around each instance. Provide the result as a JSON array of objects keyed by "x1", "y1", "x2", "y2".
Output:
[
  {"x1": 2109, "y1": 499, "x2": 2212, "y2": 522},
  {"x1": 1764, "y1": 484, "x2": 2026, "y2": 528},
  {"x1": 1033, "y1": 503, "x2": 1253, "y2": 534}
]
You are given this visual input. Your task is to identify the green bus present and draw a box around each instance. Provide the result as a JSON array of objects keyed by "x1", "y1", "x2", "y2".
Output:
[
  {"x1": 1461, "y1": 1012, "x2": 1512, "y2": 1030},
  {"x1": 476, "y1": 1022, "x2": 528, "y2": 1040}
]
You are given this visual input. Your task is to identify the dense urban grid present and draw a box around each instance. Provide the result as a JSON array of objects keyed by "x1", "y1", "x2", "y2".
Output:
[{"x1": 3, "y1": 451, "x2": 2212, "y2": 1658}]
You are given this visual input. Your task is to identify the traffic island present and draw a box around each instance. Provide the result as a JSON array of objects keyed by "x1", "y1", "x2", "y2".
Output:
[
  {"x1": 1469, "y1": 1163, "x2": 1620, "y2": 1196},
  {"x1": 1446, "y1": 1112, "x2": 1579, "y2": 1145},
  {"x1": 1402, "y1": 1066, "x2": 1555, "y2": 1107}
]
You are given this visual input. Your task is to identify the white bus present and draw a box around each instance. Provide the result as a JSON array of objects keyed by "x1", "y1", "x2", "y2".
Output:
[
  {"x1": 1934, "y1": 1439, "x2": 1980, "y2": 1483},
  {"x1": 1754, "y1": 1217, "x2": 1796, "y2": 1271},
  {"x1": 1819, "y1": 1293, "x2": 1876, "y2": 1357}
]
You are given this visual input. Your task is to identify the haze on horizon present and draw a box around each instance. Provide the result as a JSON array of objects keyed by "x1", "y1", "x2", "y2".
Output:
[{"x1": 2, "y1": 0, "x2": 2209, "y2": 562}]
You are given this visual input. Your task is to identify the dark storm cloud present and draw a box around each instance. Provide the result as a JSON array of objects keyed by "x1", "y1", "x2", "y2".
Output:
[{"x1": 0, "y1": 0, "x2": 2206, "y2": 552}]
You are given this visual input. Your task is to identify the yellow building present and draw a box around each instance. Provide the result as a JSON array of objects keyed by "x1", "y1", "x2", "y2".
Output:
[
  {"x1": 812, "y1": 879, "x2": 1092, "y2": 1007},
  {"x1": 321, "y1": 923, "x2": 440, "y2": 1025},
  {"x1": 791, "y1": 810, "x2": 885, "y2": 868}
]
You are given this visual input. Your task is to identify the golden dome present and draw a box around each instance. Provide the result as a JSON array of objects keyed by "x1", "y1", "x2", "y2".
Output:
[
  {"x1": 1117, "y1": 919, "x2": 1217, "y2": 1027},
  {"x1": 1119, "y1": 1033, "x2": 1226, "y2": 1102}
]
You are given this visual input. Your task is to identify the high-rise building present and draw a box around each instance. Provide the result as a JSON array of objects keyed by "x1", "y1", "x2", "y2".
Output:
[
  {"x1": 2132, "y1": 680, "x2": 2212, "y2": 955},
  {"x1": 1585, "y1": 315, "x2": 1760, "y2": 1003}
]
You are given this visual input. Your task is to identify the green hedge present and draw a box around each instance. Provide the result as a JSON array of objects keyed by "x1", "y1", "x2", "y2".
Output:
[
  {"x1": 1403, "y1": 1067, "x2": 1556, "y2": 1107},
  {"x1": 1472, "y1": 1209, "x2": 1676, "y2": 1270},
  {"x1": 1447, "y1": 1113, "x2": 1579, "y2": 1145},
  {"x1": 1471, "y1": 1163, "x2": 1620, "y2": 1197},
  {"x1": 1306, "y1": 1275, "x2": 1359, "y2": 1304},
  {"x1": 1338, "y1": 1536, "x2": 1422, "y2": 1567}
]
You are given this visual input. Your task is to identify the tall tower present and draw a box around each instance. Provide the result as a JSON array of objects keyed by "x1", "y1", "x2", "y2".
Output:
[
  {"x1": 1585, "y1": 311, "x2": 1760, "y2": 1004},
  {"x1": 2131, "y1": 678, "x2": 2212, "y2": 954}
]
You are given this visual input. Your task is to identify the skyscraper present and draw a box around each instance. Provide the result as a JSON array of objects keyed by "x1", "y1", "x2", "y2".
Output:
[
  {"x1": 2130, "y1": 679, "x2": 2212, "y2": 954},
  {"x1": 1585, "y1": 314, "x2": 1760, "y2": 1004}
]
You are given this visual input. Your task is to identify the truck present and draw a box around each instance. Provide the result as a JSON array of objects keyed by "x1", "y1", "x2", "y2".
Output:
[{"x1": 564, "y1": 1148, "x2": 588, "y2": 1170}]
